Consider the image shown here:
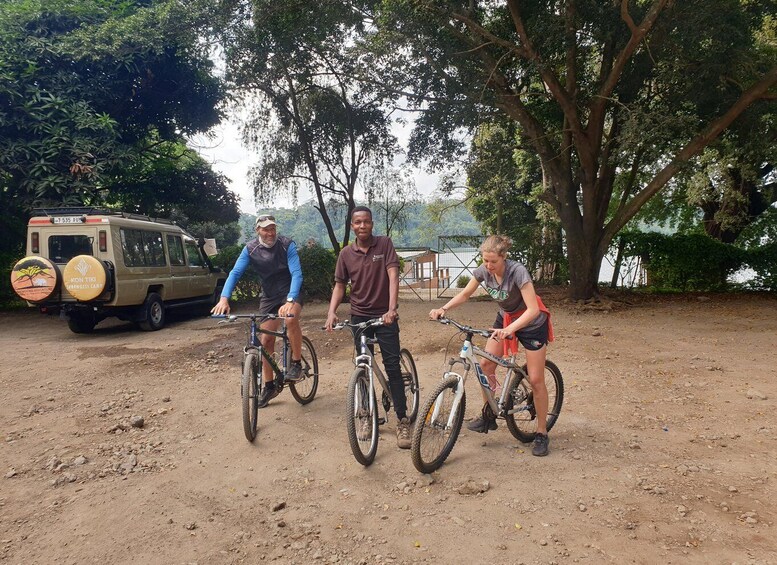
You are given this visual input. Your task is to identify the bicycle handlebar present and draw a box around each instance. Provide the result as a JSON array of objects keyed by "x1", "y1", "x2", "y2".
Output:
[
  {"x1": 211, "y1": 313, "x2": 293, "y2": 323},
  {"x1": 325, "y1": 318, "x2": 384, "y2": 331},
  {"x1": 435, "y1": 316, "x2": 512, "y2": 340}
]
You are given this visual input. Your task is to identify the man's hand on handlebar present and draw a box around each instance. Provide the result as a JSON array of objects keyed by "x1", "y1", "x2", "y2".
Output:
[
  {"x1": 324, "y1": 312, "x2": 339, "y2": 332},
  {"x1": 211, "y1": 296, "x2": 230, "y2": 316}
]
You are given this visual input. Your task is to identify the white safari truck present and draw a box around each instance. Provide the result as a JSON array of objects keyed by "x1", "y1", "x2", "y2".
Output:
[{"x1": 10, "y1": 207, "x2": 226, "y2": 333}]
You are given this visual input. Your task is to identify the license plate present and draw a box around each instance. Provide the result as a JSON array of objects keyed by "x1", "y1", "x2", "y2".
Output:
[{"x1": 53, "y1": 216, "x2": 84, "y2": 224}]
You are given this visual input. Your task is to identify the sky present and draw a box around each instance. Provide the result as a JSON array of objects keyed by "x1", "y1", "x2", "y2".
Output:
[{"x1": 189, "y1": 114, "x2": 451, "y2": 216}]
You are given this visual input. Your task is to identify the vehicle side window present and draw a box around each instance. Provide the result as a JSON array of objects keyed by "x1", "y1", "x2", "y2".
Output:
[
  {"x1": 185, "y1": 241, "x2": 204, "y2": 267},
  {"x1": 49, "y1": 235, "x2": 93, "y2": 263},
  {"x1": 167, "y1": 235, "x2": 185, "y2": 266},
  {"x1": 120, "y1": 229, "x2": 167, "y2": 267}
]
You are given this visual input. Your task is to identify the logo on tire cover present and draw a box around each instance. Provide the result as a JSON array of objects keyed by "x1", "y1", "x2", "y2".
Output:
[{"x1": 75, "y1": 258, "x2": 90, "y2": 276}]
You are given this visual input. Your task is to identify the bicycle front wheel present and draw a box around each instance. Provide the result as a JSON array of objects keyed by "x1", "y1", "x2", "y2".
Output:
[
  {"x1": 241, "y1": 352, "x2": 260, "y2": 442},
  {"x1": 400, "y1": 348, "x2": 420, "y2": 423},
  {"x1": 504, "y1": 360, "x2": 564, "y2": 443},
  {"x1": 411, "y1": 376, "x2": 465, "y2": 474},
  {"x1": 289, "y1": 336, "x2": 319, "y2": 404},
  {"x1": 346, "y1": 367, "x2": 378, "y2": 466}
]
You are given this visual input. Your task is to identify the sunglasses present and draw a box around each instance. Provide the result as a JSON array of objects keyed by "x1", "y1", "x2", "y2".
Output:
[{"x1": 257, "y1": 215, "x2": 275, "y2": 222}]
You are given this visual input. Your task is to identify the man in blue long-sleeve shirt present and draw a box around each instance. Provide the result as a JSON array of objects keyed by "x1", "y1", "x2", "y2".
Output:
[{"x1": 211, "y1": 214, "x2": 304, "y2": 407}]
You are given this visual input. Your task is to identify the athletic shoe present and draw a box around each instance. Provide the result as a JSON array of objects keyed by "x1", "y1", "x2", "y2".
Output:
[
  {"x1": 286, "y1": 360, "x2": 303, "y2": 382},
  {"x1": 532, "y1": 433, "x2": 549, "y2": 457},
  {"x1": 257, "y1": 385, "x2": 279, "y2": 408},
  {"x1": 396, "y1": 417, "x2": 411, "y2": 449},
  {"x1": 357, "y1": 412, "x2": 372, "y2": 441},
  {"x1": 467, "y1": 404, "x2": 497, "y2": 433}
]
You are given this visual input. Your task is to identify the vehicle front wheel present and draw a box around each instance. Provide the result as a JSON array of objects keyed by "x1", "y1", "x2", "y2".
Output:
[{"x1": 137, "y1": 292, "x2": 165, "y2": 331}]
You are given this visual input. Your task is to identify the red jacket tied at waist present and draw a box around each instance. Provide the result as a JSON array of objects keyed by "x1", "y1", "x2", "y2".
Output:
[{"x1": 501, "y1": 295, "x2": 554, "y2": 356}]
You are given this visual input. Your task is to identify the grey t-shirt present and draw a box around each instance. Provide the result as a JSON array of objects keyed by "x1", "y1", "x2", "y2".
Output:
[{"x1": 473, "y1": 259, "x2": 547, "y2": 331}]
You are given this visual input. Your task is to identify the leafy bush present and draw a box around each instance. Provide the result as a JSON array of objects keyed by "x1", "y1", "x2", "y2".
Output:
[
  {"x1": 621, "y1": 232, "x2": 745, "y2": 291},
  {"x1": 456, "y1": 275, "x2": 471, "y2": 288},
  {"x1": 297, "y1": 243, "x2": 336, "y2": 300},
  {"x1": 745, "y1": 243, "x2": 777, "y2": 292},
  {"x1": 210, "y1": 241, "x2": 337, "y2": 302},
  {"x1": 210, "y1": 245, "x2": 262, "y2": 300}
]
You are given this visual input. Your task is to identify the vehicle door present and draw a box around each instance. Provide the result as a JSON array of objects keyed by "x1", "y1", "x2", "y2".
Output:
[
  {"x1": 184, "y1": 239, "x2": 212, "y2": 297},
  {"x1": 165, "y1": 234, "x2": 189, "y2": 300}
]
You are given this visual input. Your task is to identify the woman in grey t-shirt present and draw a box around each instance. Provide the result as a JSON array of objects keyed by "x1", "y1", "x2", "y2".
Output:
[{"x1": 429, "y1": 235, "x2": 552, "y2": 457}]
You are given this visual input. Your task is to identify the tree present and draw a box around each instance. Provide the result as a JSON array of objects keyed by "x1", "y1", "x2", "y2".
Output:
[
  {"x1": 217, "y1": 0, "x2": 399, "y2": 252},
  {"x1": 0, "y1": 0, "x2": 228, "y2": 254},
  {"x1": 466, "y1": 121, "x2": 564, "y2": 283},
  {"x1": 369, "y1": 0, "x2": 777, "y2": 299},
  {"x1": 365, "y1": 167, "x2": 420, "y2": 239}
]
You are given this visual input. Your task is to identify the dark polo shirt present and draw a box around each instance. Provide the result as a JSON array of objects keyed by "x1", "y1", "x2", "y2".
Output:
[{"x1": 335, "y1": 235, "x2": 400, "y2": 317}]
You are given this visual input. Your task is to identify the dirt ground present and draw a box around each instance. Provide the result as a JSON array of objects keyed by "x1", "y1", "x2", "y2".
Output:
[{"x1": 1, "y1": 290, "x2": 776, "y2": 565}]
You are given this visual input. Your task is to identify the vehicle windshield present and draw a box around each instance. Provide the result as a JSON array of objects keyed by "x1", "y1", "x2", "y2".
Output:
[{"x1": 49, "y1": 235, "x2": 93, "y2": 263}]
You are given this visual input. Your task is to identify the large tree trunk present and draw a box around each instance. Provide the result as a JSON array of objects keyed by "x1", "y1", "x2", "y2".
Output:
[{"x1": 564, "y1": 230, "x2": 603, "y2": 300}]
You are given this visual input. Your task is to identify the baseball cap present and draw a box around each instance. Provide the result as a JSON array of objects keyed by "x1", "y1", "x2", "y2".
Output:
[{"x1": 255, "y1": 214, "x2": 276, "y2": 229}]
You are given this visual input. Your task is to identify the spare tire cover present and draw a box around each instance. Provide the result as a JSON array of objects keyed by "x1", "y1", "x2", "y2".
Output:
[
  {"x1": 63, "y1": 255, "x2": 108, "y2": 301},
  {"x1": 11, "y1": 256, "x2": 60, "y2": 302}
]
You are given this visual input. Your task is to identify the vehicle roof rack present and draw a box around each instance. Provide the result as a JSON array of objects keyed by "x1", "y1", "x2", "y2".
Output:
[{"x1": 31, "y1": 207, "x2": 177, "y2": 226}]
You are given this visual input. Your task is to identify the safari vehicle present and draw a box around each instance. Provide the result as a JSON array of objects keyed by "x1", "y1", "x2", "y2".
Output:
[{"x1": 11, "y1": 207, "x2": 226, "y2": 333}]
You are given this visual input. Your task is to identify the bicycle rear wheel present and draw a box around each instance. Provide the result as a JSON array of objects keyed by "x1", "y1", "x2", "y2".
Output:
[
  {"x1": 400, "y1": 348, "x2": 420, "y2": 423},
  {"x1": 504, "y1": 360, "x2": 564, "y2": 443},
  {"x1": 289, "y1": 336, "x2": 319, "y2": 404},
  {"x1": 411, "y1": 376, "x2": 465, "y2": 473},
  {"x1": 241, "y1": 352, "x2": 260, "y2": 442},
  {"x1": 346, "y1": 367, "x2": 378, "y2": 466}
]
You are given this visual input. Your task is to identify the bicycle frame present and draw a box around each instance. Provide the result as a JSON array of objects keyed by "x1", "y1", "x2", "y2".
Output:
[
  {"x1": 345, "y1": 320, "x2": 394, "y2": 421},
  {"x1": 435, "y1": 319, "x2": 525, "y2": 424},
  {"x1": 228, "y1": 313, "x2": 290, "y2": 385}
]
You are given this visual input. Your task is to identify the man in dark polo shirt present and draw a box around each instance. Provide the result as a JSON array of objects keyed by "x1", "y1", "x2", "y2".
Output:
[{"x1": 325, "y1": 206, "x2": 411, "y2": 449}]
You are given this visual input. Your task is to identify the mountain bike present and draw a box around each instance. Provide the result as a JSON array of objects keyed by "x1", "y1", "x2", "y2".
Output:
[
  {"x1": 216, "y1": 313, "x2": 319, "y2": 442},
  {"x1": 331, "y1": 318, "x2": 420, "y2": 466},
  {"x1": 411, "y1": 317, "x2": 563, "y2": 473}
]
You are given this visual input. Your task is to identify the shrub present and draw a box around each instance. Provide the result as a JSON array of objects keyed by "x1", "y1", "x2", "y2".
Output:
[
  {"x1": 621, "y1": 232, "x2": 745, "y2": 291},
  {"x1": 297, "y1": 243, "x2": 336, "y2": 300},
  {"x1": 745, "y1": 243, "x2": 777, "y2": 292},
  {"x1": 456, "y1": 275, "x2": 471, "y2": 288},
  {"x1": 210, "y1": 245, "x2": 261, "y2": 300},
  {"x1": 210, "y1": 241, "x2": 337, "y2": 302}
]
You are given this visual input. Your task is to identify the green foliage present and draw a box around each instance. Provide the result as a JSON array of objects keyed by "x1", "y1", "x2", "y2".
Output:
[
  {"x1": 0, "y1": 249, "x2": 25, "y2": 308},
  {"x1": 217, "y1": 0, "x2": 399, "y2": 251},
  {"x1": 297, "y1": 243, "x2": 337, "y2": 300},
  {"x1": 620, "y1": 232, "x2": 745, "y2": 291},
  {"x1": 239, "y1": 199, "x2": 481, "y2": 251},
  {"x1": 210, "y1": 245, "x2": 262, "y2": 300},
  {"x1": 210, "y1": 240, "x2": 337, "y2": 302},
  {"x1": 0, "y1": 0, "x2": 231, "y2": 261},
  {"x1": 745, "y1": 243, "x2": 777, "y2": 292},
  {"x1": 456, "y1": 275, "x2": 470, "y2": 289},
  {"x1": 366, "y1": 0, "x2": 777, "y2": 299},
  {"x1": 186, "y1": 221, "x2": 241, "y2": 248}
]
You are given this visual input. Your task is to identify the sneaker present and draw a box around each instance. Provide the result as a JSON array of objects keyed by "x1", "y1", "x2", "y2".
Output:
[
  {"x1": 532, "y1": 433, "x2": 549, "y2": 457},
  {"x1": 356, "y1": 412, "x2": 372, "y2": 441},
  {"x1": 286, "y1": 360, "x2": 303, "y2": 382},
  {"x1": 467, "y1": 404, "x2": 497, "y2": 434},
  {"x1": 257, "y1": 385, "x2": 279, "y2": 408},
  {"x1": 396, "y1": 417, "x2": 411, "y2": 449}
]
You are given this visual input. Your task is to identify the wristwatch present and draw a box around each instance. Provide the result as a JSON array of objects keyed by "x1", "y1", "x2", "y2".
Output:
[{"x1": 286, "y1": 297, "x2": 295, "y2": 304}]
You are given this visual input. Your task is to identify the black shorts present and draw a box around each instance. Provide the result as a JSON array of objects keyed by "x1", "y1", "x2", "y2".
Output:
[
  {"x1": 494, "y1": 312, "x2": 549, "y2": 351},
  {"x1": 259, "y1": 295, "x2": 304, "y2": 316}
]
